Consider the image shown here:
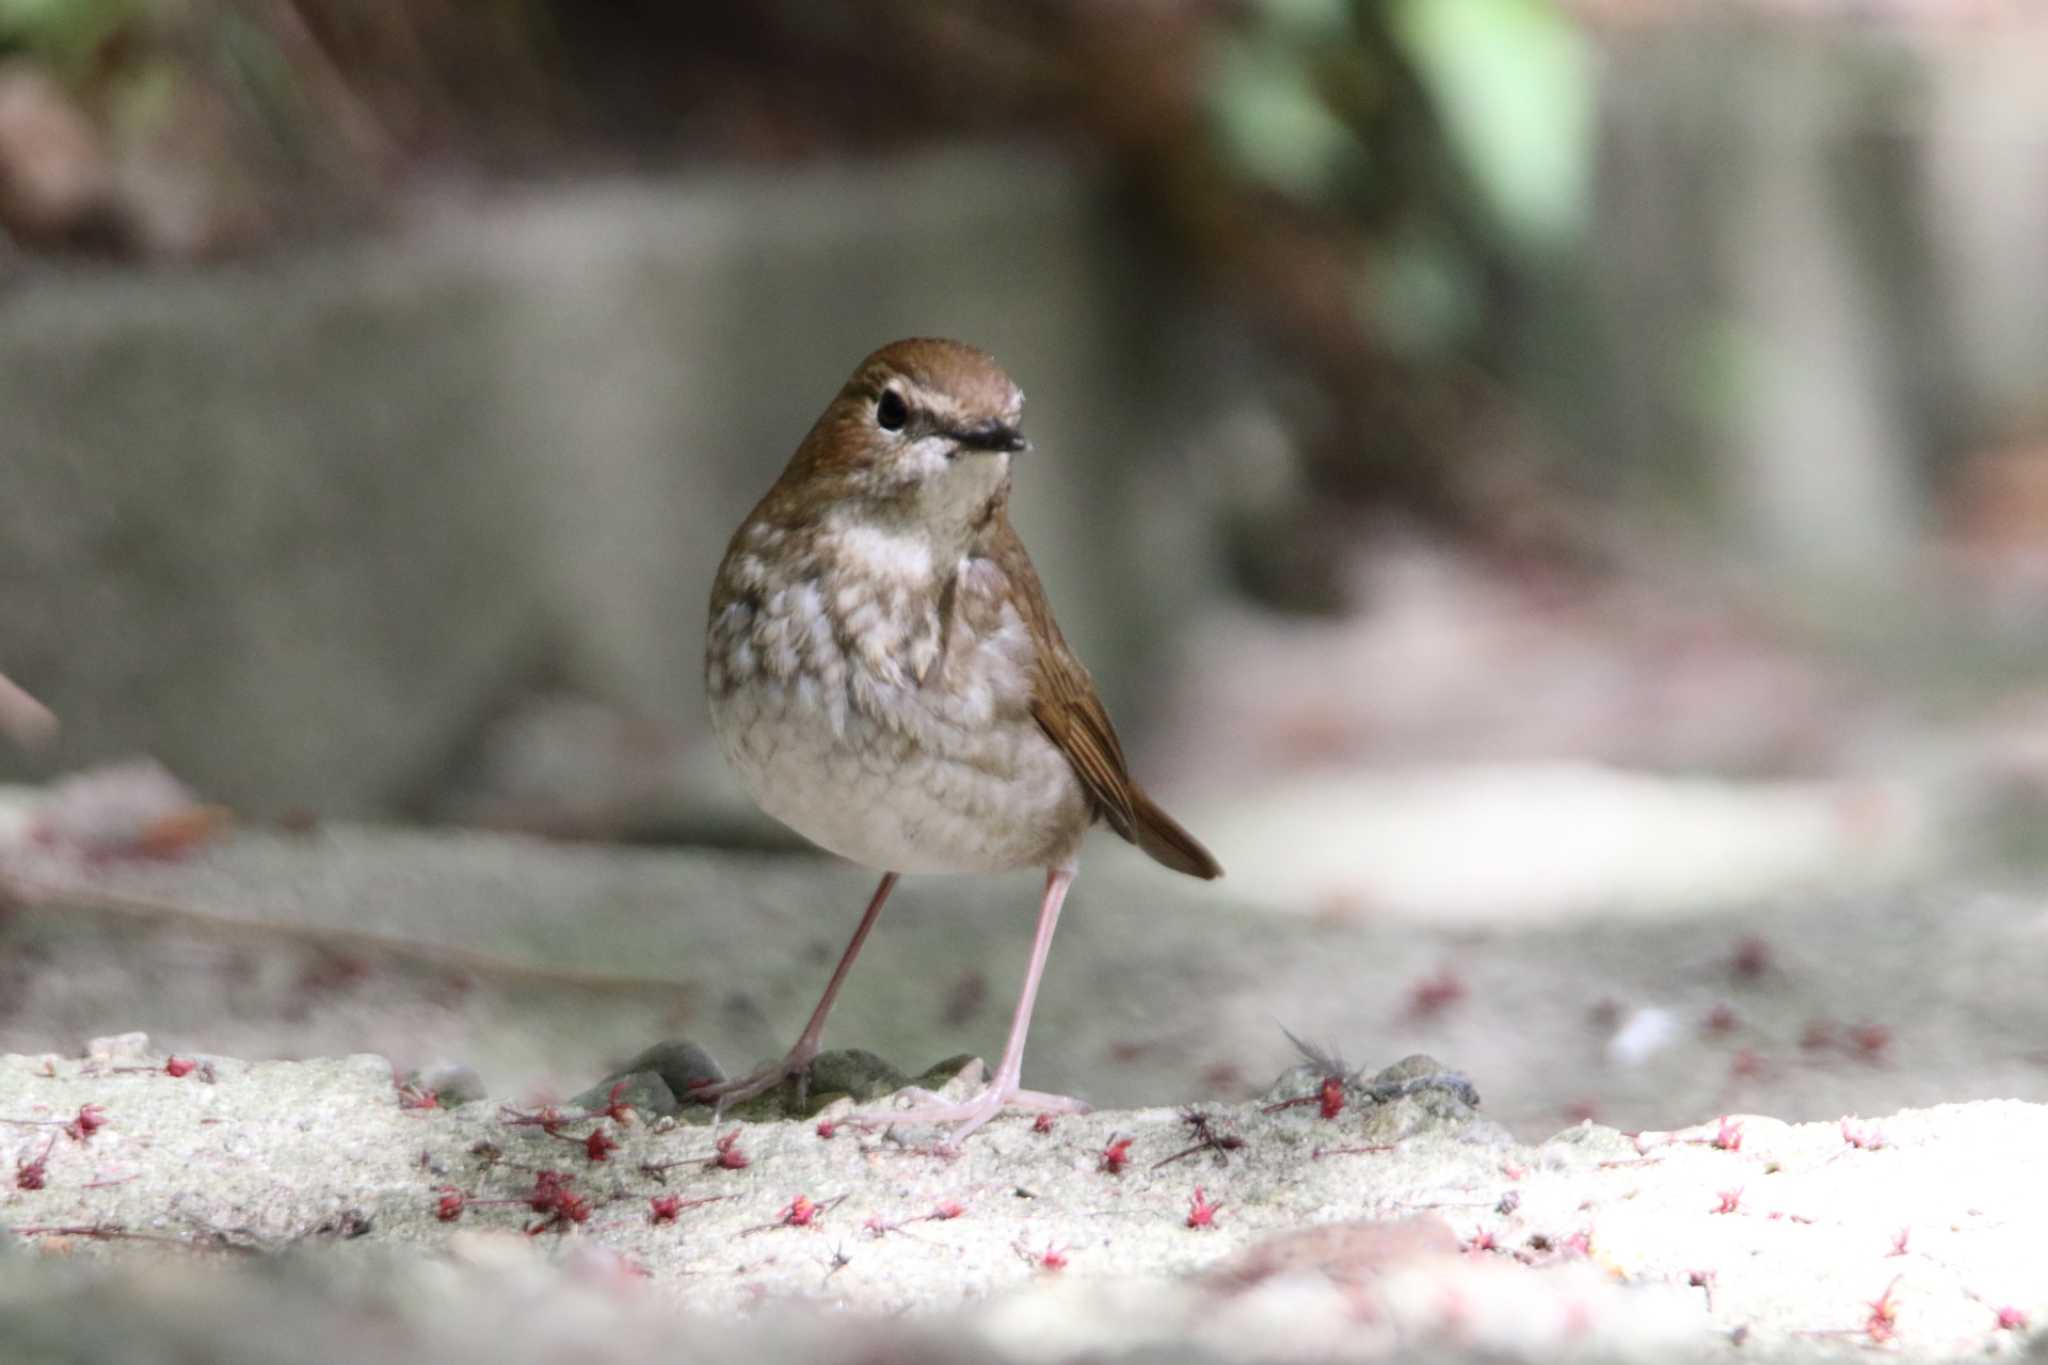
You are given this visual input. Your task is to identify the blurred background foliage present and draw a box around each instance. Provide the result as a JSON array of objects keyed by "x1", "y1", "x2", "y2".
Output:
[
  {"x1": 0, "y1": 0, "x2": 1594, "y2": 569},
  {"x1": 4, "y1": 0, "x2": 2048, "y2": 841}
]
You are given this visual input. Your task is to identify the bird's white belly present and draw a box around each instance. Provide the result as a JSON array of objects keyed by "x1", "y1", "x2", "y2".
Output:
[{"x1": 711, "y1": 678, "x2": 1088, "y2": 874}]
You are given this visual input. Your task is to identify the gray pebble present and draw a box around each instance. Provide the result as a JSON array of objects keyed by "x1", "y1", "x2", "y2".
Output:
[
  {"x1": 410, "y1": 1061, "x2": 488, "y2": 1107},
  {"x1": 568, "y1": 1069, "x2": 677, "y2": 1119},
  {"x1": 609, "y1": 1040, "x2": 725, "y2": 1100}
]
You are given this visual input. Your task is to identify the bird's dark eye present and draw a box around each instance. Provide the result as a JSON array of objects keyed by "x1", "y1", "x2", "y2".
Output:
[{"x1": 876, "y1": 389, "x2": 908, "y2": 431}]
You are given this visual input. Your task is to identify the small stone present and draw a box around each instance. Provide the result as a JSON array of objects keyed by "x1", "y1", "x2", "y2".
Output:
[
  {"x1": 85, "y1": 1031, "x2": 152, "y2": 1065},
  {"x1": 568, "y1": 1069, "x2": 677, "y2": 1119},
  {"x1": 1258, "y1": 1063, "x2": 1330, "y2": 1108},
  {"x1": 801, "y1": 1049, "x2": 914, "y2": 1108},
  {"x1": 911, "y1": 1054, "x2": 986, "y2": 1100},
  {"x1": 410, "y1": 1062, "x2": 487, "y2": 1107},
  {"x1": 609, "y1": 1041, "x2": 724, "y2": 1100},
  {"x1": 1362, "y1": 1055, "x2": 1480, "y2": 1111}
]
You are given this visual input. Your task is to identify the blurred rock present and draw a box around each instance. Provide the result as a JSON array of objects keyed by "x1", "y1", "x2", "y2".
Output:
[
  {"x1": 412, "y1": 1060, "x2": 488, "y2": 1107},
  {"x1": 0, "y1": 149, "x2": 1218, "y2": 826},
  {"x1": 568, "y1": 1068, "x2": 675, "y2": 1119},
  {"x1": 601, "y1": 1040, "x2": 724, "y2": 1101}
]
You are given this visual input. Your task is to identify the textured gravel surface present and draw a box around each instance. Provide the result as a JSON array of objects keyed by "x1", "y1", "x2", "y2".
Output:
[{"x1": 3, "y1": 1038, "x2": 2044, "y2": 1361}]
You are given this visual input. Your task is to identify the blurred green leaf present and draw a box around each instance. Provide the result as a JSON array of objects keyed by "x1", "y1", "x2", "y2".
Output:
[
  {"x1": 1255, "y1": 0, "x2": 1353, "y2": 43},
  {"x1": 1209, "y1": 35, "x2": 1360, "y2": 201},
  {"x1": 0, "y1": 0, "x2": 142, "y2": 72},
  {"x1": 1360, "y1": 231, "x2": 1482, "y2": 357},
  {"x1": 106, "y1": 55, "x2": 176, "y2": 142},
  {"x1": 1388, "y1": 0, "x2": 1590, "y2": 252}
]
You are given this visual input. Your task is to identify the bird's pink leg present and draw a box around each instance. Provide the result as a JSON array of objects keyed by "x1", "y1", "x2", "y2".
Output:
[
  {"x1": 857, "y1": 865, "x2": 1088, "y2": 1144},
  {"x1": 693, "y1": 871, "x2": 899, "y2": 1112}
]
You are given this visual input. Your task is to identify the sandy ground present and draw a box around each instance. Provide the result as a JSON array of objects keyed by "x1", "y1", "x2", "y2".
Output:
[
  {"x1": 1, "y1": 814, "x2": 2043, "y2": 1142},
  {"x1": 5, "y1": 784, "x2": 2048, "y2": 1361},
  {"x1": 2, "y1": 1038, "x2": 2044, "y2": 1362}
]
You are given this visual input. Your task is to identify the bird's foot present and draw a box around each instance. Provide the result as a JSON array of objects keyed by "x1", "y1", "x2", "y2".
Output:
[
  {"x1": 686, "y1": 1045, "x2": 819, "y2": 1118},
  {"x1": 855, "y1": 1080, "x2": 1089, "y2": 1146}
]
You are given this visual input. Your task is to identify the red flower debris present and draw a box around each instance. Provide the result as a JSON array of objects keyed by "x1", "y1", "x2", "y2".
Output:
[
  {"x1": 164, "y1": 1056, "x2": 197, "y2": 1078},
  {"x1": 396, "y1": 1085, "x2": 441, "y2": 1112},
  {"x1": 598, "y1": 1082, "x2": 636, "y2": 1125},
  {"x1": 66, "y1": 1105, "x2": 108, "y2": 1142},
  {"x1": 1260, "y1": 1074, "x2": 1347, "y2": 1121},
  {"x1": 710, "y1": 1128, "x2": 749, "y2": 1170},
  {"x1": 1038, "y1": 1243, "x2": 1068, "y2": 1271},
  {"x1": 866, "y1": 1199, "x2": 969, "y2": 1240},
  {"x1": 647, "y1": 1193, "x2": 728, "y2": 1225},
  {"x1": 1262, "y1": 1029, "x2": 1354, "y2": 1119},
  {"x1": 15, "y1": 1136, "x2": 56, "y2": 1190},
  {"x1": 1864, "y1": 1276, "x2": 1903, "y2": 1344},
  {"x1": 435, "y1": 1188, "x2": 466, "y2": 1222},
  {"x1": 1099, "y1": 1135, "x2": 1133, "y2": 1175},
  {"x1": 1847, "y1": 1024, "x2": 1892, "y2": 1064},
  {"x1": 1032, "y1": 1113, "x2": 1056, "y2": 1135},
  {"x1": 499, "y1": 1104, "x2": 570, "y2": 1136},
  {"x1": 523, "y1": 1169, "x2": 592, "y2": 1234},
  {"x1": 581, "y1": 1127, "x2": 619, "y2": 1163},
  {"x1": 4, "y1": 1105, "x2": 110, "y2": 1145},
  {"x1": 1186, "y1": 1186, "x2": 1221, "y2": 1229},
  {"x1": 1712, "y1": 1116, "x2": 1743, "y2": 1152},
  {"x1": 1404, "y1": 968, "x2": 1467, "y2": 1019},
  {"x1": 1712, "y1": 1189, "x2": 1742, "y2": 1215}
]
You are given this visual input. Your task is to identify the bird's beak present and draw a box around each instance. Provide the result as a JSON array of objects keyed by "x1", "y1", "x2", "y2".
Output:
[{"x1": 950, "y1": 420, "x2": 1027, "y2": 454}]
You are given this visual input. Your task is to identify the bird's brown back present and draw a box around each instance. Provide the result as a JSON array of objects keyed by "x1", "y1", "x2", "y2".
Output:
[{"x1": 979, "y1": 507, "x2": 1222, "y2": 880}]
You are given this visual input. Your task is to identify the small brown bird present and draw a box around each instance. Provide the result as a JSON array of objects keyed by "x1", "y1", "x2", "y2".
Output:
[{"x1": 704, "y1": 338, "x2": 1221, "y2": 1141}]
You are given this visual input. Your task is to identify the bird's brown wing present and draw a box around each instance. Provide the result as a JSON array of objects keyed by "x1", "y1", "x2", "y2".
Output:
[{"x1": 981, "y1": 511, "x2": 1223, "y2": 880}]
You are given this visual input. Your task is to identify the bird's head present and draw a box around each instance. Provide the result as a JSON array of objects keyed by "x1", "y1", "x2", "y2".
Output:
[{"x1": 782, "y1": 338, "x2": 1027, "y2": 545}]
